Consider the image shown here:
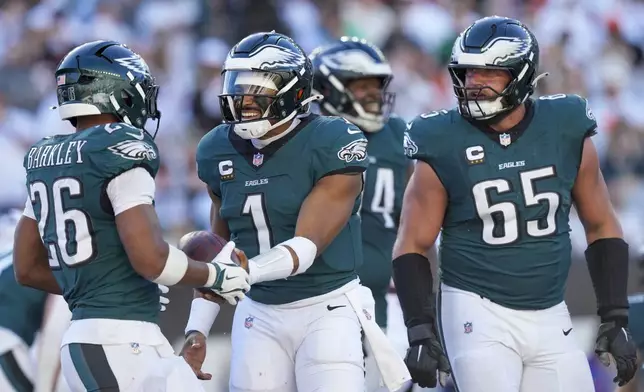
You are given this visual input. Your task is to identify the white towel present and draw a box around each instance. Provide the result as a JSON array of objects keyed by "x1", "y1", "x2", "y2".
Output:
[{"x1": 345, "y1": 286, "x2": 411, "y2": 391}]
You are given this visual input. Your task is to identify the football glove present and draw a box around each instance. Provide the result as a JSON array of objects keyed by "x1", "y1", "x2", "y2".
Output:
[
  {"x1": 405, "y1": 322, "x2": 451, "y2": 388},
  {"x1": 595, "y1": 319, "x2": 637, "y2": 386},
  {"x1": 207, "y1": 241, "x2": 251, "y2": 305}
]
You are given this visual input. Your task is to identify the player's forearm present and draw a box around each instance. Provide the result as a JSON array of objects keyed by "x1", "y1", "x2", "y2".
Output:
[
  {"x1": 392, "y1": 252, "x2": 434, "y2": 328},
  {"x1": 586, "y1": 237, "x2": 630, "y2": 321},
  {"x1": 246, "y1": 237, "x2": 317, "y2": 284},
  {"x1": 14, "y1": 263, "x2": 62, "y2": 295},
  {"x1": 146, "y1": 243, "x2": 217, "y2": 288}
]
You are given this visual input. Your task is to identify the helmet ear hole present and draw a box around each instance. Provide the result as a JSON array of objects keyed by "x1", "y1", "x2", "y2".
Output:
[{"x1": 121, "y1": 90, "x2": 133, "y2": 107}]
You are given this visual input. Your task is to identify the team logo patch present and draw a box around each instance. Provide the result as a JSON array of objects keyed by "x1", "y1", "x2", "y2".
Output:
[
  {"x1": 114, "y1": 55, "x2": 151, "y2": 75},
  {"x1": 252, "y1": 152, "x2": 264, "y2": 167},
  {"x1": 464, "y1": 322, "x2": 473, "y2": 334},
  {"x1": 130, "y1": 342, "x2": 141, "y2": 354},
  {"x1": 244, "y1": 316, "x2": 254, "y2": 329},
  {"x1": 337, "y1": 138, "x2": 368, "y2": 163},
  {"x1": 584, "y1": 99, "x2": 596, "y2": 121},
  {"x1": 403, "y1": 131, "x2": 418, "y2": 157},
  {"x1": 363, "y1": 309, "x2": 372, "y2": 321},
  {"x1": 108, "y1": 139, "x2": 157, "y2": 161}
]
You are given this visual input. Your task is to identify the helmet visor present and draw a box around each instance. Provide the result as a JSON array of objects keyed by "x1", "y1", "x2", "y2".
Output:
[{"x1": 220, "y1": 70, "x2": 283, "y2": 123}]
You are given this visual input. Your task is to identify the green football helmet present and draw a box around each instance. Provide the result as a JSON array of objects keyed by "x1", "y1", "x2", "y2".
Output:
[{"x1": 55, "y1": 40, "x2": 161, "y2": 135}]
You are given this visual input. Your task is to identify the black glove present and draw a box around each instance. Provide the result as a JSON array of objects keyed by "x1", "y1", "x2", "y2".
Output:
[
  {"x1": 404, "y1": 323, "x2": 451, "y2": 388},
  {"x1": 594, "y1": 318, "x2": 637, "y2": 386}
]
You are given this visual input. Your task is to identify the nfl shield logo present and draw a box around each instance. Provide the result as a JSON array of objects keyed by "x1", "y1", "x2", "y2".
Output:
[
  {"x1": 499, "y1": 133, "x2": 511, "y2": 146},
  {"x1": 463, "y1": 322, "x2": 473, "y2": 334},
  {"x1": 252, "y1": 152, "x2": 264, "y2": 166},
  {"x1": 244, "y1": 316, "x2": 254, "y2": 329}
]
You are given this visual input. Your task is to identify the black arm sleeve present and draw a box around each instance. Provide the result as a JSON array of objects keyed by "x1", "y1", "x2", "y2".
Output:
[
  {"x1": 392, "y1": 253, "x2": 434, "y2": 329},
  {"x1": 585, "y1": 238, "x2": 629, "y2": 323}
]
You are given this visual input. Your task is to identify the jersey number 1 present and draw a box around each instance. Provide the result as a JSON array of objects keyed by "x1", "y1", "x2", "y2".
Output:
[
  {"x1": 242, "y1": 194, "x2": 273, "y2": 253},
  {"x1": 473, "y1": 166, "x2": 560, "y2": 245},
  {"x1": 29, "y1": 178, "x2": 94, "y2": 268}
]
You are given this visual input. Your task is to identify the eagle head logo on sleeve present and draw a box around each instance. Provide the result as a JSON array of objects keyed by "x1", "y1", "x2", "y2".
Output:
[
  {"x1": 403, "y1": 131, "x2": 418, "y2": 158},
  {"x1": 337, "y1": 138, "x2": 368, "y2": 163},
  {"x1": 108, "y1": 139, "x2": 157, "y2": 161}
]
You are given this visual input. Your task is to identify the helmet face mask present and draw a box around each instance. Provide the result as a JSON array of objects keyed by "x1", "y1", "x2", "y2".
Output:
[
  {"x1": 311, "y1": 37, "x2": 395, "y2": 133},
  {"x1": 219, "y1": 32, "x2": 315, "y2": 140},
  {"x1": 448, "y1": 16, "x2": 541, "y2": 124},
  {"x1": 450, "y1": 65, "x2": 516, "y2": 120},
  {"x1": 55, "y1": 40, "x2": 162, "y2": 136}
]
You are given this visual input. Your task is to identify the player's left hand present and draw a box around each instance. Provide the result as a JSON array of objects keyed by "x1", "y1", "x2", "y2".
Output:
[
  {"x1": 180, "y1": 331, "x2": 211, "y2": 380},
  {"x1": 594, "y1": 319, "x2": 637, "y2": 386},
  {"x1": 157, "y1": 284, "x2": 169, "y2": 312}
]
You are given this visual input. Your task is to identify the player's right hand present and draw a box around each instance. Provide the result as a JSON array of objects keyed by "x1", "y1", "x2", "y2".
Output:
[
  {"x1": 404, "y1": 323, "x2": 451, "y2": 388},
  {"x1": 180, "y1": 331, "x2": 211, "y2": 380},
  {"x1": 207, "y1": 241, "x2": 251, "y2": 305},
  {"x1": 594, "y1": 319, "x2": 637, "y2": 386}
]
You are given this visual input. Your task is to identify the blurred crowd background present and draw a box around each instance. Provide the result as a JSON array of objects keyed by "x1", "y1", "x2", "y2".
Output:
[{"x1": 2, "y1": 0, "x2": 644, "y2": 390}]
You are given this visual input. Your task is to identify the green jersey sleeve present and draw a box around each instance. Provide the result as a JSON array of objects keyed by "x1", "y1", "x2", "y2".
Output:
[
  {"x1": 196, "y1": 125, "x2": 227, "y2": 197},
  {"x1": 538, "y1": 94, "x2": 598, "y2": 168},
  {"x1": 88, "y1": 124, "x2": 160, "y2": 180},
  {"x1": 404, "y1": 111, "x2": 451, "y2": 163},
  {"x1": 311, "y1": 117, "x2": 369, "y2": 182}
]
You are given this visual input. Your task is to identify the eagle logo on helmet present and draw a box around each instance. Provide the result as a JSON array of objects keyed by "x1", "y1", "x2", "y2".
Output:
[
  {"x1": 321, "y1": 50, "x2": 391, "y2": 75},
  {"x1": 452, "y1": 33, "x2": 532, "y2": 67},
  {"x1": 114, "y1": 55, "x2": 151, "y2": 75},
  {"x1": 225, "y1": 45, "x2": 306, "y2": 71},
  {"x1": 337, "y1": 139, "x2": 368, "y2": 163},
  {"x1": 403, "y1": 131, "x2": 418, "y2": 158},
  {"x1": 108, "y1": 139, "x2": 157, "y2": 161}
]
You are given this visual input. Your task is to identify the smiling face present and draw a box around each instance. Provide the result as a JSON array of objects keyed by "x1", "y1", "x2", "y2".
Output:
[
  {"x1": 221, "y1": 70, "x2": 282, "y2": 123},
  {"x1": 346, "y1": 77, "x2": 385, "y2": 114}
]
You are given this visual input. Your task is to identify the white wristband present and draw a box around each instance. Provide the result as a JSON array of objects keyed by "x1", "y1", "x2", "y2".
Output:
[
  {"x1": 184, "y1": 298, "x2": 220, "y2": 337},
  {"x1": 152, "y1": 245, "x2": 188, "y2": 286},
  {"x1": 247, "y1": 236, "x2": 317, "y2": 284}
]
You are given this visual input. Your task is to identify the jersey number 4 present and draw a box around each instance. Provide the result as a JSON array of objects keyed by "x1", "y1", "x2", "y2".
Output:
[
  {"x1": 473, "y1": 167, "x2": 560, "y2": 245},
  {"x1": 29, "y1": 178, "x2": 94, "y2": 268}
]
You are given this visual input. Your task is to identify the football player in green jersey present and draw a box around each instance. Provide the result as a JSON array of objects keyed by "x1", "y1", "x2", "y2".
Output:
[
  {"x1": 309, "y1": 37, "x2": 413, "y2": 391},
  {"x1": 12, "y1": 40, "x2": 250, "y2": 392},
  {"x1": 181, "y1": 32, "x2": 409, "y2": 392},
  {"x1": 393, "y1": 16, "x2": 637, "y2": 391}
]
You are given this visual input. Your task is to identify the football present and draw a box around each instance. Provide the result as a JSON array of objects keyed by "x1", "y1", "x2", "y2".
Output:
[
  {"x1": 178, "y1": 231, "x2": 238, "y2": 264},
  {"x1": 178, "y1": 231, "x2": 247, "y2": 300}
]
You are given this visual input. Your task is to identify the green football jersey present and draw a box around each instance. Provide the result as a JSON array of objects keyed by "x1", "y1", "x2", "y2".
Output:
[
  {"x1": 196, "y1": 114, "x2": 369, "y2": 305},
  {"x1": 23, "y1": 123, "x2": 161, "y2": 322},
  {"x1": 405, "y1": 95, "x2": 597, "y2": 310},
  {"x1": 627, "y1": 293, "x2": 644, "y2": 351},
  {"x1": 358, "y1": 115, "x2": 409, "y2": 326},
  {"x1": 0, "y1": 251, "x2": 47, "y2": 346}
]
